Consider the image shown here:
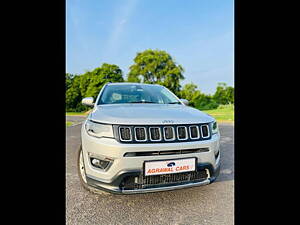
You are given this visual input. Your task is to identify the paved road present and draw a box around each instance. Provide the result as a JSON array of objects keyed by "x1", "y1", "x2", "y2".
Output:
[
  {"x1": 66, "y1": 116, "x2": 86, "y2": 124},
  {"x1": 66, "y1": 123, "x2": 234, "y2": 225}
]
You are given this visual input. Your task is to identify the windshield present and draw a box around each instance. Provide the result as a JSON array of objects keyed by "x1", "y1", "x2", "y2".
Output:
[{"x1": 98, "y1": 84, "x2": 181, "y2": 105}]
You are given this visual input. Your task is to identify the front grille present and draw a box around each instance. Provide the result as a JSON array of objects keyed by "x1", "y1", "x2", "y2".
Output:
[
  {"x1": 119, "y1": 127, "x2": 131, "y2": 141},
  {"x1": 164, "y1": 126, "x2": 175, "y2": 141},
  {"x1": 135, "y1": 127, "x2": 146, "y2": 141},
  {"x1": 121, "y1": 170, "x2": 208, "y2": 190},
  {"x1": 177, "y1": 126, "x2": 187, "y2": 140},
  {"x1": 115, "y1": 123, "x2": 211, "y2": 143},
  {"x1": 189, "y1": 126, "x2": 200, "y2": 139},
  {"x1": 149, "y1": 127, "x2": 161, "y2": 141},
  {"x1": 201, "y1": 125, "x2": 210, "y2": 138}
]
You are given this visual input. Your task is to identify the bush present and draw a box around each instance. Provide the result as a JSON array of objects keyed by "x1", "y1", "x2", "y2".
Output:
[{"x1": 193, "y1": 94, "x2": 219, "y2": 110}]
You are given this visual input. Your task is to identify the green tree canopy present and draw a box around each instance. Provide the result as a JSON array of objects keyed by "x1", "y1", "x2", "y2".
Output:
[
  {"x1": 179, "y1": 83, "x2": 201, "y2": 107},
  {"x1": 127, "y1": 49, "x2": 184, "y2": 95},
  {"x1": 225, "y1": 86, "x2": 234, "y2": 104},
  {"x1": 66, "y1": 75, "x2": 85, "y2": 112},
  {"x1": 213, "y1": 82, "x2": 234, "y2": 105},
  {"x1": 85, "y1": 63, "x2": 124, "y2": 99},
  {"x1": 66, "y1": 73, "x2": 75, "y2": 90},
  {"x1": 79, "y1": 71, "x2": 92, "y2": 98},
  {"x1": 66, "y1": 63, "x2": 123, "y2": 112},
  {"x1": 179, "y1": 82, "x2": 219, "y2": 110},
  {"x1": 193, "y1": 94, "x2": 219, "y2": 110}
]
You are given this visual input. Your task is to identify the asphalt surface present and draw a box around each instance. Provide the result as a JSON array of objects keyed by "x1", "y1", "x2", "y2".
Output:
[
  {"x1": 66, "y1": 120, "x2": 234, "y2": 225},
  {"x1": 66, "y1": 116, "x2": 86, "y2": 125}
]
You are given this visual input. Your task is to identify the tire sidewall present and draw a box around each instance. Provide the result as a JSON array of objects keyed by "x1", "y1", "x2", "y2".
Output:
[{"x1": 77, "y1": 145, "x2": 89, "y2": 188}]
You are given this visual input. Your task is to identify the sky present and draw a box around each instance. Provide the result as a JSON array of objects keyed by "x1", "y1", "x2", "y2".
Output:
[{"x1": 67, "y1": 0, "x2": 234, "y2": 94}]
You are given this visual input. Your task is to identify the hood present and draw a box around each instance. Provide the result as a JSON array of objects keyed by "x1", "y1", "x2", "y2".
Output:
[{"x1": 89, "y1": 104, "x2": 214, "y2": 125}]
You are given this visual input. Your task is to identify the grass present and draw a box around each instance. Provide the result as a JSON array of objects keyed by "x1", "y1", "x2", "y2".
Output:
[
  {"x1": 66, "y1": 121, "x2": 73, "y2": 127},
  {"x1": 66, "y1": 112, "x2": 86, "y2": 116},
  {"x1": 202, "y1": 104, "x2": 234, "y2": 123}
]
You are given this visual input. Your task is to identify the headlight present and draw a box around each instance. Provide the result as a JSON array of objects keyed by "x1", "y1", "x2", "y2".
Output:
[
  {"x1": 210, "y1": 120, "x2": 219, "y2": 134},
  {"x1": 85, "y1": 120, "x2": 114, "y2": 138}
]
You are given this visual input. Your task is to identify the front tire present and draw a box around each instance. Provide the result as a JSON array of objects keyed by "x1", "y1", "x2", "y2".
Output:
[
  {"x1": 77, "y1": 145, "x2": 109, "y2": 195},
  {"x1": 77, "y1": 145, "x2": 89, "y2": 187}
]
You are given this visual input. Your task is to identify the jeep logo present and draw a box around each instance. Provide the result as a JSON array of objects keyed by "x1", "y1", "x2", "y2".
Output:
[
  {"x1": 162, "y1": 120, "x2": 174, "y2": 124},
  {"x1": 167, "y1": 162, "x2": 176, "y2": 167}
]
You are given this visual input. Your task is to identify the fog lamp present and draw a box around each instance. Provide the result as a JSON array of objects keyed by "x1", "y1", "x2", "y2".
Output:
[{"x1": 91, "y1": 157, "x2": 110, "y2": 169}]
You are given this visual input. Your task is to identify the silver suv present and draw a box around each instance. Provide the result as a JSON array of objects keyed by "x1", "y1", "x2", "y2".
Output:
[{"x1": 78, "y1": 83, "x2": 220, "y2": 194}]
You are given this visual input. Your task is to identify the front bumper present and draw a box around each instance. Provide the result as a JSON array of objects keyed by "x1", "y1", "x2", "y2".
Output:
[
  {"x1": 86, "y1": 162, "x2": 220, "y2": 194},
  {"x1": 81, "y1": 124, "x2": 221, "y2": 194}
]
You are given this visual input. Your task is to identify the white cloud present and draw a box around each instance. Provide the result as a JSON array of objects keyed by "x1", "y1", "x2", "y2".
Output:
[{"x1": 104, "y1": 0, "x2": 138, "y2": 59}]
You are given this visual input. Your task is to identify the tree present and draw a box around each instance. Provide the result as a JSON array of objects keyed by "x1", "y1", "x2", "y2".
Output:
[
  {"x1": 127, "y1": 49, "x2": 184, "y2": 95},
  {"x1": 213, "y1": 83, "x2": 234, "y2": 105},
  {"x1": 66, "y1": 63, "x2": 124, "y2": 112},
  {"x1": 179, "y1": 83, "x2": 201, "y2": 107},
  {"x1": 193, "y1": 94, "x2": 219, "y2": 110},
  {"x1": 66, "y1": 73, "x2": 75, "y2": 90},
  {"x1": 85, "y1": 63, "x2": 124, "y2": 99},
  {"x1": 66, "y1": 75, "x2": 85, "y2": 112},
  {"x1": 79, "y1": 71, "x2": 92, "y2": 98},
  {"x1": 225, "y1": 86, "x2": 234, "y2": 104}
]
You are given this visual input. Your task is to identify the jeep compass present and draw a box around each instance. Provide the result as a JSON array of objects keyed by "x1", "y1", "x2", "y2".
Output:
[{"x1": 78, "y1": 83, "x2": 220, "y2": 194}]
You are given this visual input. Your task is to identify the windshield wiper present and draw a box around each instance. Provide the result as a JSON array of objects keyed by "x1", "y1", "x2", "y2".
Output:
[
  {"x1": 168, "y1": 102, "x2": 181, "y2": 104},
  {"x1": 128, "y1": 101, "x2": 156, "y2": 104}
]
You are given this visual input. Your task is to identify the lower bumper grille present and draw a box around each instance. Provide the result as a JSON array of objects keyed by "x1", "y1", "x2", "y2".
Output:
[{"x1": 121, "y1": 170, "x2": 209, "y2": 190}]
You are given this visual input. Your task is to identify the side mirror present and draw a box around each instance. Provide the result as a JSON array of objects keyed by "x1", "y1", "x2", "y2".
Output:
[
  {"x1": 82, "y1": 97, "x2": 94, "y2": 107},
  {"x1": 180, "y1": 99, "x2": 189, "y2": 106}
]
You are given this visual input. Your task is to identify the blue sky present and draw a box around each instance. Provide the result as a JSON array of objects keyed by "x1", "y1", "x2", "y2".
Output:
[{"x1": 67, "y1": 0, "x2": 233, "y2": 94}]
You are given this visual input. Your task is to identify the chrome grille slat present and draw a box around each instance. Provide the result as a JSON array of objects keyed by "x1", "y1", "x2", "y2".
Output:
[
  {"x1": 200, "y1": 124, "x2": 210, "y2": 138},
  {"x1": 163, "y1": 126, "x2": 175, "y2": 141},
  {"x1": 149, "y1": 127, "x2": 161, "y2": 141},
  {"x1": 119, "y1": 126, "x2": 132, "y2": 141},
  {"x1": 189, "y1": 125, "x2": 200, "y2": 139},
  {"x1": 177, "y1": 126, "x2": 188, "y2": 140},
  {"x1": 134, "y1": 127, "x2": 147, "y2": 141}
]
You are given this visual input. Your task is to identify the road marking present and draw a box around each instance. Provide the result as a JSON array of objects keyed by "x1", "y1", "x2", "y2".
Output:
[{"x1": 69, "y1": 122, "x2": 83, "y2": 128}]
